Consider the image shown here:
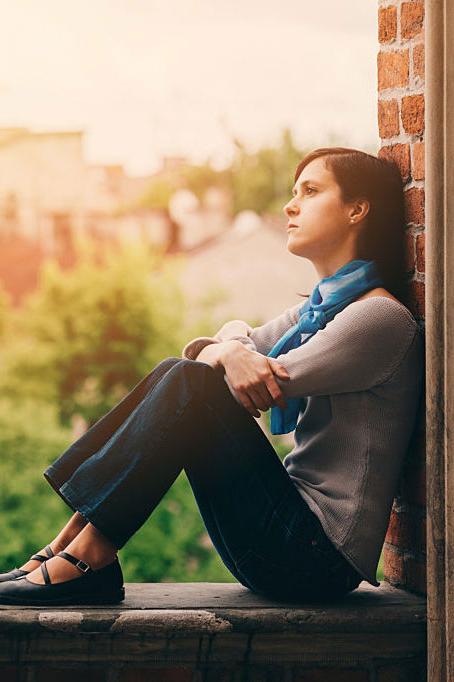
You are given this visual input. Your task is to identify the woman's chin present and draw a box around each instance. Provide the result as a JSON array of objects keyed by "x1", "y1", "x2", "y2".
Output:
[{"x1": 286, "y1": 239, "x2": 307, "y2": 258}]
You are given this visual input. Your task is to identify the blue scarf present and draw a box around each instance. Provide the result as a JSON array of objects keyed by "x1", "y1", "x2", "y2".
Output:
[{"x1": 266, "y1": 258, "x2": 385, "y2": 434}]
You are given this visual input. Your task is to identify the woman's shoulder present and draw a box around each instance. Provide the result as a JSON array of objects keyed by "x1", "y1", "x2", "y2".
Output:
[{"x1": 346, "y1": 288, "x2": 419, "y2": 330}]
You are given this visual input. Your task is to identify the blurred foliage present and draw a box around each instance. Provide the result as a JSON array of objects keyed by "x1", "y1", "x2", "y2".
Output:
[
  {"x1": 0, "y1": 398, "x2": 73, "y2": 572},
  {"x1": 139, "y1": 127, "x2": 307, "y2": 217},
  {"x1": 230, "y1": 128, "x2": 305, "y2": 215},
  {"x1": 182, "y1": 163, "x2": 231, "y2": 203},
  {"x1": 0, "y1": 237, "x2": 295, "y2": 583},
  {"x1": 138, "y1": 177, "x2": 175, "y2": 211},
  {"x1": 0, "y1": 394, "x2": 250, "y2": 583},
  {"x1": 2, "y1": 238, "x2": 186, "y2": 428},
  {"x1": 0, "y1": 284, "x2": 13, "y2": 341}
]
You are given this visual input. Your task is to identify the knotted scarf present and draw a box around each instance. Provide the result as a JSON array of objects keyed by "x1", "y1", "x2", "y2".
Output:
[{"x1": 266, "y1": 258, "x2": 385, "y2": 434}]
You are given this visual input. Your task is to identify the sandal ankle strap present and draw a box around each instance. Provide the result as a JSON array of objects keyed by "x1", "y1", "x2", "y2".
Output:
[
  {"x1": 57, "y1": 550, "x2": 93, "y2": 574},
  {"x1": 30, "y1": 544, "x2": 55, "y2": 563},
  {"x1": 30, "y1": 553, "x2": 48, "y2": 563}
]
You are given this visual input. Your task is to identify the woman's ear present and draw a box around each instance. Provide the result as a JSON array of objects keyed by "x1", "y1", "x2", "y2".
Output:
[{"x1": 349, "y1": 199, "x2": 370, "y2": 225}]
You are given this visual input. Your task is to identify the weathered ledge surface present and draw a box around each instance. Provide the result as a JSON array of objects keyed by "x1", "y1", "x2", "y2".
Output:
[{"x1": 0, "y1": 581, "x2": 426, "y2": 666}]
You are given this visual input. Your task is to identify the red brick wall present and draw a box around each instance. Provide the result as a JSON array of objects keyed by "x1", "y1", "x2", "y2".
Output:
[{"x1": 377, "y1": 0, "x2": 426, "y2": 594}]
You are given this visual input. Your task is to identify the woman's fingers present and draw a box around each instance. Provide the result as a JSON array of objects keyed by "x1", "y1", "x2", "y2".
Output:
[
  {"x1": 248, "y1": 385, "x2": 274, "y2": 412},
  {"x1": 264, "y1": 377, "x2": 288, "y2": 410},
  {"x1": 243, "y1": 375, "x2": 287, "y2": 413},
  {"x1": 224, "y1": 352, "x2": 291, "y2": 416},
  {"x1": 237, "y1": 390, "x2": 261, "y2": 418}
]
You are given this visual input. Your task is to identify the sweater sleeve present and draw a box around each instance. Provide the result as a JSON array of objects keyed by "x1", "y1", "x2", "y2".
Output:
[
  {"x1": 181, "y1": 301, "x2": 304, "y2": 359},
  {"x1": 270, "y1": 298, "x2": 420, "y2": 398}
]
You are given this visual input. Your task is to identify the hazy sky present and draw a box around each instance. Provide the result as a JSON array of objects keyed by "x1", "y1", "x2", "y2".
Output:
[{"x1": 0, "y1": 1, "x2": 379, "y2": 175}]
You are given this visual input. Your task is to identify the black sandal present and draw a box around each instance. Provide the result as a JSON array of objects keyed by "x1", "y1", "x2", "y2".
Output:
[
  {"x1": 0, "y1": 544, "x2": 55, "y2": 583},
  {"x1": 0, "y1": 550, "x2": 125, "y2": 605}
]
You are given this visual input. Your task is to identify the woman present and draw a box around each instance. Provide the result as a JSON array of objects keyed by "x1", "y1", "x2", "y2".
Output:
[{"x1": 0, "y1": 147, "x2": 424, "y2": 606}]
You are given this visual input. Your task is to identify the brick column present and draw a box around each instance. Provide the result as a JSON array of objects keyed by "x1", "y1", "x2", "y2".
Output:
[{"x1": 377, "y1": 0, "x2": 426, "y2": 594}]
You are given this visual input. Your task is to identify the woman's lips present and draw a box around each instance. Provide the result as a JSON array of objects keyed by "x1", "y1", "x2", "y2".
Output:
[{"x1": 287, "y1": 225, "x2": 299, "y2": 231}]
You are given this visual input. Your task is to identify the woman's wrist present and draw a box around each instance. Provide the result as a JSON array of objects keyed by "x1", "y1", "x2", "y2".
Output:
[{"x1": 196, "y1": 340, "x2": 243, "y2": 368}]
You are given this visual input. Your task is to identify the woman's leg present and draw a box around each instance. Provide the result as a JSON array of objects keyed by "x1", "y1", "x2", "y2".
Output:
[
  {"x1": 45, "y1": 357, "x2": 183, "y2": 490},
  {"x1": 20, "y1": 357, "x2": 183, "y2": 573},
  {"x1": 181, "y1": 366, "x2": 361, "y2": 600},
  {"x1": 36, "y1": 359, "x2": 358, "y2": 598}
]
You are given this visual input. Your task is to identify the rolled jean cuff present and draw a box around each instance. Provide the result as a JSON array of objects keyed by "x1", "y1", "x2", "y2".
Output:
[
  {"x1": 44, "y1": 467, "x2": 125, "y2": 549},
  {"x1": 43, "y1": 467, "x2": 77, "y2": 512}
]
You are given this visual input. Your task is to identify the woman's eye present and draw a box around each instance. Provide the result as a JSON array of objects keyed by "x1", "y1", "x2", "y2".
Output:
[{"x1": 292, "y1": 187, "x2": 315, "y2": 198}]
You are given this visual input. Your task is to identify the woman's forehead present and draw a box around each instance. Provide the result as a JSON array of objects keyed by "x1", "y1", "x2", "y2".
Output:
[{"x1": 295, "y1": 158, "x2": 334, "y2": 188}]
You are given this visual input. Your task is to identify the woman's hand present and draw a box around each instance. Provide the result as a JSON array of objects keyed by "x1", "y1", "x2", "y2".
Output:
[{"x1": 221, "y1": 341, "x2": 290, "y2": 418}]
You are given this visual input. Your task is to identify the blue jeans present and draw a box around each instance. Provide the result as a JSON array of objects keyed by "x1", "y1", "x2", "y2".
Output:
[{"x1": 43, "y1": 358, "x2": 362, "y2": 601}]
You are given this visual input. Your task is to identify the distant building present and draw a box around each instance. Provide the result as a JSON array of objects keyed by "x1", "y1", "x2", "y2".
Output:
[
  {"x1": 0, "y1": 127, "x2": 314, "y2": 325},
  {"x1": 0, "y1": 128, "x2": 206, "y2": 303},
  {"x1": 176, "y1": 213, "x2": 317, "y2": 326}
]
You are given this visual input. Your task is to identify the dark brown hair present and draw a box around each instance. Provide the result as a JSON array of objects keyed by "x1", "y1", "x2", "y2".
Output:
[{"x1": 293, "y1": 147, "x2": 408, "y2": 303}]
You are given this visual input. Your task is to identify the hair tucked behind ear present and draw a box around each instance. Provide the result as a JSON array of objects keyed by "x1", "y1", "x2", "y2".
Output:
[{"x1": 293, "y1": 147, "x2": 408, "y2": 303}]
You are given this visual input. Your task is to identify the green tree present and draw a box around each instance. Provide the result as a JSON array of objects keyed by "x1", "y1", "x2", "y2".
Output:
[
  {"x1": 3, "y1": 238, "x2": 186, "y2": 427},
  {"x1": 136, "y1": 127, "x2": 307, "y2": 218},
  {"x1": 231, "y1": 127, "x2": 306, "y2": 215},
  {"x1": 0, "y1": 285, "x2": 12, "y2": 339},
  {"x1": 0, "y1": 398, "x2": 73, "y2": 572},
  {"x1": 137, "y1": 177, "x2": 175, "y2": 211},
  {"x1": 0, "y1": 238, "x2": 241, "y2": 583},
  {"x1": 0, "y1": 394, "x2": 238, "y2": 583}
]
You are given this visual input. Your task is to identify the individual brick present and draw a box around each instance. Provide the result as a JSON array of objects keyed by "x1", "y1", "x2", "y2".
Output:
[
  {"x1": 401, "y1": 95, "x2": 425, "y2": 135},
  {"x1": 412, "y1": 141, "x2": 425, "y2": 180},
  {"x1": 413, "y1": 43, "x2": 425, "y2": 82},
  {"x1": 378, "y1": 99, "x2": 400, "y2": 138},
  {"x1": 379, "y1": 5, "x2": 397, "y2": 43},
  {"x1": 406, "y1": 279, "x2": 425, "y2": 318},
  {"x1": 404, "y1": 187, "x2": 425, "y2": 226},
  {"x1": 416, "y1": 232, "x2": 425, "y2": 272},
  {"x1": 401, "y1": 1, "x2": 425, "y2": 40},
  {"x1": 386, "y1": 509, "x2": 410, "y2": 547},
  {"x1": 385, "y1": 509, "x2": 426, "y2": 554},
  {"x1": 383, "y1": 545, "x2": 405, "y2": 585},
  {"x1": 378, "y1": 50, "x2": 410, "y2": 90}
]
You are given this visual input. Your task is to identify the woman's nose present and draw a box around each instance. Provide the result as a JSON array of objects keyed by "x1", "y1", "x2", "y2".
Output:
[{"x1": 283, "y1": 199, "x2": 298, "y2": 218}]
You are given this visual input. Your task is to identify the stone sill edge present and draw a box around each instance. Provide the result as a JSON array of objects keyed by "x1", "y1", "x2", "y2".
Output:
[{"x1": 0, "y1": 608, "x2": 427, "y2": 637}]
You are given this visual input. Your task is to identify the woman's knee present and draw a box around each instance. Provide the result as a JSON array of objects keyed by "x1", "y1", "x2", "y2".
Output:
[
  {"x1": 162, "y1": 359, "x2": 223, "y2": 399},
  {"x1": 157, "y1": 357, "x2": 183, "y2": 370}
]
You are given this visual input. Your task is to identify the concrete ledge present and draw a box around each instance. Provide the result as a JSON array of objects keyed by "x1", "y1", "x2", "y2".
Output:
[{"x1": 0, "y1": 581, "x2": 426, "y2": 668}]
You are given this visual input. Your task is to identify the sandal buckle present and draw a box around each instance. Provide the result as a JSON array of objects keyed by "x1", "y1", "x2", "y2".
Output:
[{"x1": 75, "y1": 559, "x2": 90, "y2": 573}]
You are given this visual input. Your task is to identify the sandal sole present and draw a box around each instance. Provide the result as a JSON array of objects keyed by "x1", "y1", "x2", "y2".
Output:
[{"x1": 0, "y1": 586, "x2": 125, "y2": 606}]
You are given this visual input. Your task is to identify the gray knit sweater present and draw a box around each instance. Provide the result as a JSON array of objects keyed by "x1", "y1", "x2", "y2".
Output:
[{"x1": 181, "y1": 297, "x2": 424, "y2": 587}]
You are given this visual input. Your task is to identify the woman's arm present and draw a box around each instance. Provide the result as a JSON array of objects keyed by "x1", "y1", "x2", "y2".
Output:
[
  {"x1": 195, "y1": 298, "x2": 420, "y2": 410},
  {"x1": 264, "y1": 298, "x2": 421, "y2": 398},
  {"x1": 181, "y1": 301, "x2": 303, "y2": 360}
]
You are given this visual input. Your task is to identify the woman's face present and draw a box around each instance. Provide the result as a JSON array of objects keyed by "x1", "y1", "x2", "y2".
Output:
[{"x1": 283, "y1": 156, "x2": 362, "y2": 262}]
